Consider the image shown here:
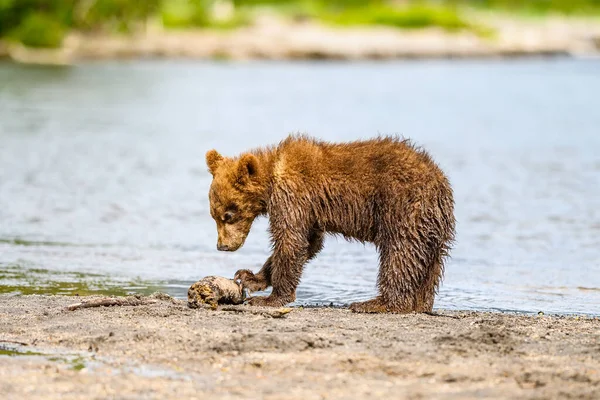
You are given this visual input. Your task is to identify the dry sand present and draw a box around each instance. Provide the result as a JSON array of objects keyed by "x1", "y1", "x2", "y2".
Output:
[{"x1": 0, "y1": 294, "x2": 598, "y2": 399}]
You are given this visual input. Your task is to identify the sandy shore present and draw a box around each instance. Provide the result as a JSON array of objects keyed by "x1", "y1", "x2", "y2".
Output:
[
  {"x1": 2, "y1": 15, "x2": 600, "y2": 64},
  {"x1": 0, "y1": 295, "x2": 598, "y2": 399}
]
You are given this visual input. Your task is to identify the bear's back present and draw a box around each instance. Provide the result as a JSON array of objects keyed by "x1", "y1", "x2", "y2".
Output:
[{"x1": 275, "y1": 135, "x2": 442, "y2": 189}]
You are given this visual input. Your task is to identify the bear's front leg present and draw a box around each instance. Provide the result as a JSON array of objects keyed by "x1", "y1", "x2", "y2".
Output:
[{"x1": 245, "y1": 224, "x2": 312, "y2": 307}]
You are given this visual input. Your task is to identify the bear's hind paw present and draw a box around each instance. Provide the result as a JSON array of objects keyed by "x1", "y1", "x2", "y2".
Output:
[
  {"x1": 349, "y1": 298, "x2": 414, "y2": 314},
  {"x1": 246, "y1": 295, "x2": 293, "y2": 307}
]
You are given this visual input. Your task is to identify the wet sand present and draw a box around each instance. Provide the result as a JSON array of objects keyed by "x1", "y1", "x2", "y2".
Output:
[{"x1": 0, "y1": 295, "x2": 598, "y2": 399}]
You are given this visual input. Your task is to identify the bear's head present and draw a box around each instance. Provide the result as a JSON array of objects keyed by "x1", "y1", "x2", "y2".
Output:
[{"x1": 205, "y1": 149, "x2": 266, "y2": 252}]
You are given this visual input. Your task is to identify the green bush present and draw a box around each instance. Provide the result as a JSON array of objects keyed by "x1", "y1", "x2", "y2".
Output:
[
  {"x1": 323, "y1": 4, "x2": 470, "y2": 31},
  {"x1": 455, "y1": 0, "x2": 600, "y2": 14},
  {"x1": 12, "y1": 12, "x2": 66, "y2": 48},
  {"x1": 232, "y1": 0, "x2": 382, "y2": 6},
  {"x1": 0, "y1": 0, "x2": 19, "y2": 35},
  {"x1": 160, "y1": 0, "x2": 250, "y2": 30},
  {"x1": 161, "y1": 0, "x2": 210, "y2": 28},
  {"x1": 77, "y1": 0, "x2": 160, "y2": 33}
]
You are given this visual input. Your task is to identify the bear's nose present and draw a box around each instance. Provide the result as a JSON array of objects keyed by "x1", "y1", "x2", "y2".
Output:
[{"x1": 217, "y1": 244, "x2": 230, "y2": 251}]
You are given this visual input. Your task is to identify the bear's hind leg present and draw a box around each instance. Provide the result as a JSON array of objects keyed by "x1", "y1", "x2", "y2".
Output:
[{"x1": 350, "y1": 240, "x2": 438, "y2": 313}]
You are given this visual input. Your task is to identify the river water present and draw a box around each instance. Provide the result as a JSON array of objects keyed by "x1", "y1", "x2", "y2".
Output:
[{"x1": 1, "y1": 59, "x2": 599, "y2": 314}]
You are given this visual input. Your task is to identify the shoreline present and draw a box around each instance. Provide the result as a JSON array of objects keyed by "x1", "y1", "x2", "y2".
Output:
[
  {"x1": 1, "y1": 15, "x2": 599, "y2": 65},
  {"x1": 0, "y1": 294, "x2": 598, "y2": 399}
]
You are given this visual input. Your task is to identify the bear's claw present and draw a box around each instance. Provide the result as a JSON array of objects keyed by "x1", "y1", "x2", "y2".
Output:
[{"x1": 234, "y1": 269, "x2": 269, "y2": 293}]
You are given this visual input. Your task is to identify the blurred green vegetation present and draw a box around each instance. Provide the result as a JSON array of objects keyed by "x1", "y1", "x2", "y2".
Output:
[
  {"x1": 8, "y1": 12, "x2": 66, "y2": 48},
  {"x1": 0, "y1": 0, "x2": 161, "y2": 48},
  {"x1": 161, "y1": 0, "x2": 250, "y2": 29},
  {"x1": 458, "y1": 0, "x2": 600, "y2": 15},
  {"x1": 1, "y1": 0, "x2": 599, "y2": 48},
  {"x1": 160, "y1": 0, "x2": 211, "y2": 28},
  {"x1": 321, "y1": 5, "x2": 470, "y2": 31}
]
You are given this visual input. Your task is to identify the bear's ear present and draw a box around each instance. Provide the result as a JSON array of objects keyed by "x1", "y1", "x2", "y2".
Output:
[
  {"x1": 206, "y1": 149, "x2": 223, "y2": 176},
  {"x1": 236, "y1": 154, "x2": 259, "y2": 185}
]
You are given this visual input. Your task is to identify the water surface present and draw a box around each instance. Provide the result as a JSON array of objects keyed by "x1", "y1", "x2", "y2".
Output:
[{"x1": 1, "y1": 59, "x2": 599, "y2": 314}]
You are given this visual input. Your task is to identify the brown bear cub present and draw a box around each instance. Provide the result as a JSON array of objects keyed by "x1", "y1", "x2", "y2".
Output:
[{"x1": 206, "y1": 135, "x2": 455, "y2": 313}]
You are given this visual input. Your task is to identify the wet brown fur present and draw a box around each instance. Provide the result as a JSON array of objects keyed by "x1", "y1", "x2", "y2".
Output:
[{"x1": 206, "y1": 135, "x2": 455, "y2": 313}]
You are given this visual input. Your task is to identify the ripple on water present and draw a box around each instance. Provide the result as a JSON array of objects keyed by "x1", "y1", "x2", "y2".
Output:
[{"x1": 0, "y1": 60, "x2": 599, "y2": 315}]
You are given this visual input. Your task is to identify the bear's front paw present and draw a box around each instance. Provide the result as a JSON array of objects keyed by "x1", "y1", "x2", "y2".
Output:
[
  {"x1": 246, "y1": 295, "x2": 292, "y2": 307},
  {"x1": 234, "y1": 269, "x2": 268, "y2": 293}
]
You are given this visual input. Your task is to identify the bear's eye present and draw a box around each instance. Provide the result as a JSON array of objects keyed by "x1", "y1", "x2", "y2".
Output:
[{"x1": 223, "y1": 211, "x2": 235, "y2": 223}]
